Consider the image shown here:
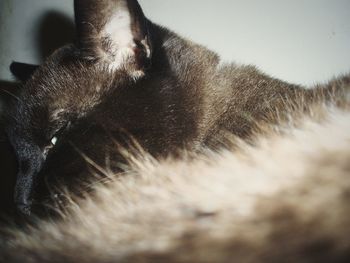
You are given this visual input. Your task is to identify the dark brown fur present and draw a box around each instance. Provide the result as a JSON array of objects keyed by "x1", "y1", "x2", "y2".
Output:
[{"x1": 5, "y1": 1, "x2": 326, "y2": 214}]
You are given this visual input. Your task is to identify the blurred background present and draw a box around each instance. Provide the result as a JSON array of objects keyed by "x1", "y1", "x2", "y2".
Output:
[{"x1": 0, "y1": 0, "x2": 350, "y2": 85}]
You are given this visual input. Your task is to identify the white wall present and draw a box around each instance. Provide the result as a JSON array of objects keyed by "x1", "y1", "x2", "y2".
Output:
[{"x1": 1, "y1": 0, "x2": 350, "y2": 85}]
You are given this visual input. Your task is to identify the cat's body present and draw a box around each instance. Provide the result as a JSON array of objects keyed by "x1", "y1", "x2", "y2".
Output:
[
  {"x1": 5, "y1": 0, "x2": 313, "y2": 214},
  {"x1": 1, "y1": 0, "x2": 350, "y2": 261}
]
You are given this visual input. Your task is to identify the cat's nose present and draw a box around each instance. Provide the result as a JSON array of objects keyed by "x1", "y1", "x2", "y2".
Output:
[
  {"x1": 16, "y1": 202, "x2": 32, "y2": 216},
  {"x1": 11, "y1": 145, "x2": 46, "y2": 217},
  {"x1": 14, "y1": 176, "x2": 34, "y2": 216}
]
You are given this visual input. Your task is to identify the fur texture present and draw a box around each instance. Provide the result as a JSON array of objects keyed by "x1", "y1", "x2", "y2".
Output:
[
  {"x1": 1, "y1": 0, "x2": 350, "y2": 261},
  {"x1": 1, "y1": 79, "x2": 350, "y2": 262},
  {"x1": 6, "y1": 17, "x2": 339, "y2": 216}
]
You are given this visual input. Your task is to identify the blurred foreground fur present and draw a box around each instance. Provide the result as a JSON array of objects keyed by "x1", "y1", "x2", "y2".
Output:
[{"x1": 1, "y1": 76, "x2": 350, "y2": 262}]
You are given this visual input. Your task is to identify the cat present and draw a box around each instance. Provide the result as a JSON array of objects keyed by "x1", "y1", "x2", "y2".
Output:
[
  {"x1": 1, "y1": 0, "x2": 350, "y2": 261},
  {"x1": 3, "y1": 0, "x2": 348, "y2": 219}
]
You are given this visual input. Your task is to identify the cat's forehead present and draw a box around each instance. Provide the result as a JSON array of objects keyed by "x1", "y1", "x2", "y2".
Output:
[
  {"x1": 23, "y1": 45, "x2": 127, "y2": 109},
  {"x1": 28, "y1": 45, "x2": 99, "y2": 87},
  {"x1": 43, "y1": 44, "x2": 83, "y2": 70}
]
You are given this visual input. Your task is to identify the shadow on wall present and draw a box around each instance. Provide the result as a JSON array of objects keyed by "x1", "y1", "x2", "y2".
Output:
[
  {"x1": 0, "y1": 11, "x2": 75, "y2": 221},
  {"x1": 37, "y1": 11, "x2": 75, "y2": 59}
]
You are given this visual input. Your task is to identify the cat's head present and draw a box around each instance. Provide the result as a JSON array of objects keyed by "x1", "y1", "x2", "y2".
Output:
[{"x1": 7, "y1": 0, "x2": 155, "y2": 215}]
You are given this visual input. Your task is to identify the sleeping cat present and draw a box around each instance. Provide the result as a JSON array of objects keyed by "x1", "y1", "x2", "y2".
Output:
[
  {"x1": 2, "y1": 0, "x2": 350, "y2": 262},
  {"x1": 4, "y1": 0, "x2": 346, "y2": 217}
]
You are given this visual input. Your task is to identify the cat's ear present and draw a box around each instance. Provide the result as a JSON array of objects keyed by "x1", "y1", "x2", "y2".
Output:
[
  {"x1": 74, "y1": 0, "x2": 152, "y2": 77},
  {"x1": 10, "y1": 62, "x2": 39, "y2": 83}
]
